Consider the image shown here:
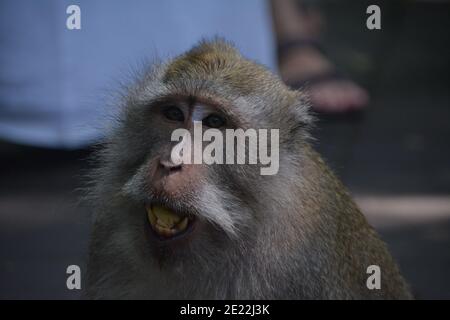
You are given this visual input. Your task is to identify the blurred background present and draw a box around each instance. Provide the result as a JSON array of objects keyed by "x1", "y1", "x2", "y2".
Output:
[{"x1": 0, "y1": 0, "x2": 449, "y2": 299}]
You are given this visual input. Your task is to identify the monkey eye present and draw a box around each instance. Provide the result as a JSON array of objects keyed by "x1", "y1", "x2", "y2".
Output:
[
  {"x1": 203, "y1": 114, "x2": 226, "y2": 128},
  {"x1": 162, "y1": 106, "x2": 184, "y2": 122}
]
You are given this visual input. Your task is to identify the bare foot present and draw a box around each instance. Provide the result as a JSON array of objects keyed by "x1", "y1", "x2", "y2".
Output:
[{"x1": 280, "y1": 46, "x2": 370, "y2": 113}]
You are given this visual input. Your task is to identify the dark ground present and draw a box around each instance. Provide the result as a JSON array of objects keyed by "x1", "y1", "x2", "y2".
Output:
[{"x1": 1, "y1": 0, "x2": 449, "y2": 299}]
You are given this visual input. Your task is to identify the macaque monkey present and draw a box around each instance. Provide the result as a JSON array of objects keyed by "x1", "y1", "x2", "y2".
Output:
[{"x1": 86, "y1": 39, "x2": 412, "y2": 299}]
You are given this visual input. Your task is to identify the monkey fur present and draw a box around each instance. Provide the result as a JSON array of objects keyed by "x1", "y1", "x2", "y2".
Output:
[{"x1": 85, "y1": 39, "x2": 412, "y2": 299}]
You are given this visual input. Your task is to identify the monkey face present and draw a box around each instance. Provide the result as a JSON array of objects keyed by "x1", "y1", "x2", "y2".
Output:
[
  {"x1": 91, "y1": 40, "x2": 312, "y2": 269},
  {"x1": 116, "y1": 98, "x2": 263, "y2": 260}
]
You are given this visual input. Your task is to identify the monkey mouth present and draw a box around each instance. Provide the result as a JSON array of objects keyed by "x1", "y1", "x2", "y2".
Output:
[{"x1": 146, "y1": 204, "x2": 195, "y2": 240}]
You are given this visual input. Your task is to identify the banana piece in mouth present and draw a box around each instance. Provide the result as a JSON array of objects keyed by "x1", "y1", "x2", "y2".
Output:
[{"x1": 146, "y1": 205, "x2": 189, "y2": 238}]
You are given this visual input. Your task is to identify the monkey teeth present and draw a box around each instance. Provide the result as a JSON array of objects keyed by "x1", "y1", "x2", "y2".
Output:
[{"x1": 146, "y1": 205, "x2": 189, "y2": 238}]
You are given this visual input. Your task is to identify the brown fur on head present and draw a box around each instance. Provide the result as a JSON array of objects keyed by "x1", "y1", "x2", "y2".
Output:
[{"x1": 86, "y1": 39, "x2": 412, "y2": 299}]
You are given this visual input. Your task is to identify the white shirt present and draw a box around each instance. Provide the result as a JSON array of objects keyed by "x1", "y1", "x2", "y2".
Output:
[{"x1": 0, "y1": 0, "x2": 276, "y2": 148}]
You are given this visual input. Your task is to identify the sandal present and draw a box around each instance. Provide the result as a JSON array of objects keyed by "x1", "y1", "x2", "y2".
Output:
[{"x1": 278, "y1": 38, "x2": 369, "y2": 114}]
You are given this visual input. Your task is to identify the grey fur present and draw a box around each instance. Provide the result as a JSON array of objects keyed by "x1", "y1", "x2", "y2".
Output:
[{"x1": 85, "y1": 39, "x2": 412, "y2": 299}]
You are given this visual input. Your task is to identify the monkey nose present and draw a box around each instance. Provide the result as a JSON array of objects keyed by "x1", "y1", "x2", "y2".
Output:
[{"x1": 159, "y1": 159, "x2": 182, "y2": 175}]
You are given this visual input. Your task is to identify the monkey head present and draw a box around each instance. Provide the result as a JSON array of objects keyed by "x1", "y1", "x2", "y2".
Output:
[{"x1": 88, "y1": 40, "x2": 313, "y2": 292}]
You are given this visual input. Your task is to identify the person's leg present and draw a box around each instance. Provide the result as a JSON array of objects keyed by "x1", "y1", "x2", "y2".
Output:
[{"x1": 272, "y1": 0, "x2": 369, "y2": 113}]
